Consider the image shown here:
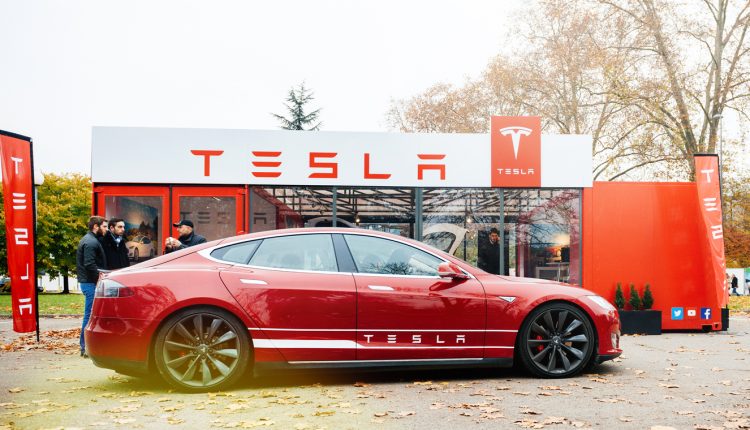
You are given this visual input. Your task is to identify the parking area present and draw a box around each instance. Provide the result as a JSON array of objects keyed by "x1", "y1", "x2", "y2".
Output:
[{"x1": 1, "y1": 316, "x2": 749, "y2": 429}]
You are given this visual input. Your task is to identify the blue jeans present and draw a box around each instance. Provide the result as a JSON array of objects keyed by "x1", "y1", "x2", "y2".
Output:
[{"x1": 79, "y1": 282, "x2": 96, "y2": 353}]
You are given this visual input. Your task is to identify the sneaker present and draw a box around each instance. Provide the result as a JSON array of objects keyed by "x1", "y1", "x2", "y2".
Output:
[{"x1": 80, "y1": 351, "x2": 88, "y2": 358}]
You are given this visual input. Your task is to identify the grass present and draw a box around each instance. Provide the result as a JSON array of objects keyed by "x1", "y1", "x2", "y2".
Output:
[
  {"x1": 0, "y1": 293, "x2": 84, "y2": 315},
  {"x1": 1, "y1": 292, "x2": 749, "y2": 317}
]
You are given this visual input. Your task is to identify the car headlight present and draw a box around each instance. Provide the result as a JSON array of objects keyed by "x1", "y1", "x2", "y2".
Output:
[{"x1": 586, "y1": 295, "x2": 616, "y2": 311}]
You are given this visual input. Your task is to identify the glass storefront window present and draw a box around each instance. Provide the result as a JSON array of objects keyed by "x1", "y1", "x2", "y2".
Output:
[
  {"x1": 178, "y1": 196, "x2": 237, "y2": 241},
  {"x1": 104, "y1": 196, "x2": 162, "y2": 262},
  {"x1": 335, "y1": 188, "x2": 414, "y2": 237}
]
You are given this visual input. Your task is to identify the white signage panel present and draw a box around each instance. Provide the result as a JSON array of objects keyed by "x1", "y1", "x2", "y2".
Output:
[{"x1": 92, "y1": 127, "x2": 592, "y2": 188}]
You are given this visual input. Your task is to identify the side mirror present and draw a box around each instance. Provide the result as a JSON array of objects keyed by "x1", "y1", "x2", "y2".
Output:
[{"x1": 437, "y1": 262, "x2": 469, "y2": 280}]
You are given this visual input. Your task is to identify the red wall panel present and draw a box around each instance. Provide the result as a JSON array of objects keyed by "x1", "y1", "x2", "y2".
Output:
[{"x1": 583, "y1": 182, "x2": 721, "y2": 330}]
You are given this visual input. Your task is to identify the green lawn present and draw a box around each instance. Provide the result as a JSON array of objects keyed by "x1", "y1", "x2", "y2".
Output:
[{"x1": 0, "y1": 293, "x2": 84, "y2": 315}]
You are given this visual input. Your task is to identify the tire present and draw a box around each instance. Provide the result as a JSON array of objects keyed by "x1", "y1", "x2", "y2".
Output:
[
  {"x1": 517, "y1": 302, "x2": 595, "y2": 378},
  {"x1": 154, "y1": 307, "x2": 251, "y2": 392},
  {"x1": 133, "y1": 248, "x2": 139, "y2": 261}
]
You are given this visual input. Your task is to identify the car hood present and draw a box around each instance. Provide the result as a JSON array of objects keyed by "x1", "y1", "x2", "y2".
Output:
[{"x1": 477, "y1": 274, "x2": 592, "y2": 299}]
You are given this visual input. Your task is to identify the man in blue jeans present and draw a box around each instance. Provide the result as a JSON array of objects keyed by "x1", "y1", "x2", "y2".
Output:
[{"x1": 76, "y1": 215, "x2": 107, "y2": 357}]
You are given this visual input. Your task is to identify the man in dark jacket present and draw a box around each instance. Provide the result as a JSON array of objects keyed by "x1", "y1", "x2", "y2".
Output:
[
  {"x1": 76, "y1": 215, "x2": 107, "y2": 357},
  {"x1": 164, "y1": 219, "x2": 207, "y2": 254},
  {"x1": 101, "y1": 217, "x2": 130, "y2": 269},
  {"x1": 477, "y1": 227, "x2": 501, "y2": 275}
]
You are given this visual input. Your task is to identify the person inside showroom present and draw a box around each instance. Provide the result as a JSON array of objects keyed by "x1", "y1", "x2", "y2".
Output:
[{"x1": 164, "y1": 219, "x2": 207, "y2": 254}]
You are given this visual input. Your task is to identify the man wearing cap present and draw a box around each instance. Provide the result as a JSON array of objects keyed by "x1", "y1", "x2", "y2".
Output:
[{"x1": 164, "y1": 219, "x2": 207, "y2": 254}]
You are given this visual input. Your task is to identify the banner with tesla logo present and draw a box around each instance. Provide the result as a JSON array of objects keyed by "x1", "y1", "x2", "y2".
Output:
[
  {"x1": 694, "y1": 154, "x2": 727, "y2": 309},
  {"x1": 0, "y1": 131, "x2": 37, "y2": 333},
  {"x1": 491, "y1": 116, "x2": 542, "y2": 187},
  {"x1": 91, "y1": 122, "x2": 593, "y2": 187}
]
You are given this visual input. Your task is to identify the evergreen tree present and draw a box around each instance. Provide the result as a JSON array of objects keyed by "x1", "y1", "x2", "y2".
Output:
[
  {"x1": 614, "y1": 282, "x2": 625, "y2": 310},
  {"x1": 628, "y1": 283, "x2": 642, "y2": 310},
  {"x1": 272, "y1": 82, "x2": 322, "y2": 131},
  {"x1": 642, "y1": 284, "x2": 654, "y2": 310}
]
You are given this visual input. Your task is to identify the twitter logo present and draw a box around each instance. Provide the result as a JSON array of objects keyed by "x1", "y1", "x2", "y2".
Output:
[{"x1": 671, "y1": 307, "x2": 684, "y2": 320}]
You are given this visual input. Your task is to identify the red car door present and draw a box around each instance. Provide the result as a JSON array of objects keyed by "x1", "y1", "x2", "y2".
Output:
[
  {"x1": 217, "y1": 233, "x2": 356, "y2": 363},
  {"x1": 343, "y1": 234, "x2": 487, "y2": 361}
]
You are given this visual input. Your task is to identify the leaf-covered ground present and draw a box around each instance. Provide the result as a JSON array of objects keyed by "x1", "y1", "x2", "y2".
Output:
[{"x1": 1, "y1": 317, "x2": 749, "y2": 429}]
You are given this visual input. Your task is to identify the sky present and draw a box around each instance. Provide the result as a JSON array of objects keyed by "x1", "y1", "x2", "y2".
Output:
[{"x1": 0, "y1": 0, "x2": 522, "y2": 175}]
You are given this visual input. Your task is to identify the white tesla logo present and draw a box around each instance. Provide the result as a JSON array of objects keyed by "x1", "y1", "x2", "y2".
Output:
[{"x1": 499, "y1": 126, "x2": 532, "y2": 159}]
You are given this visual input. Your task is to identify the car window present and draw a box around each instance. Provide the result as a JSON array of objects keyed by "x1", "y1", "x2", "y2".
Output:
[
  {"x1": 249, "y1": 234, "x2": 338, "y2": 272},
  {"x1": 210, "y1": 240, "x2": 261, "y2": 264},
  {"x1": 344, "y1": 235, "x2": 442, "y2": 276}
]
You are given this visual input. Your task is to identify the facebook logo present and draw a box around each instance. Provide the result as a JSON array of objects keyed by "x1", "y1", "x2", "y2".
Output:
[
  {"x1": 671, "y1": 307, "x2": 684, "y2": 320},
  {"x1": 701, "y1": 308, "x2": 712, "y2": 320}
]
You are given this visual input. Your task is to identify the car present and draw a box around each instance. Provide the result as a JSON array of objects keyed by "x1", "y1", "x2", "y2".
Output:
[
  {"x1": 125, "y1": 235, "x2": 155, "y2": 261},
  {"x1": 85, "y1": 228, "x2": 621, "y2": 392}
]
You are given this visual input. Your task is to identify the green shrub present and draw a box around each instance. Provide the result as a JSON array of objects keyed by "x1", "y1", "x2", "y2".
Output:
[
  {"x1": 629, "y1": 283, "x2": 642, "y2": 310},
  {"x1": 642, "y1": 284, "x2": 654, "y2": 310},
  {"x1": 614, "y1": 282, "x2": 625, "y2": 309}
]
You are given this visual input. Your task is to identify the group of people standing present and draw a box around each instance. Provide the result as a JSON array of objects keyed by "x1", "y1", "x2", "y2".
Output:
[{"x1": 75, "y1": 216, "x2": 205, "y2": 357}]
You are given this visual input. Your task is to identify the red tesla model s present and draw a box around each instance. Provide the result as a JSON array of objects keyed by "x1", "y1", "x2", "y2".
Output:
[{"x1": 86, "y1": 228, "x2": 621, "y2": 392}]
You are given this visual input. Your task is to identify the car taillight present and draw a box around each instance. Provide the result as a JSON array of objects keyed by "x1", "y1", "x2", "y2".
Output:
[{"x1": 95, "y1": 279, "x2": 134, "y2": 298}]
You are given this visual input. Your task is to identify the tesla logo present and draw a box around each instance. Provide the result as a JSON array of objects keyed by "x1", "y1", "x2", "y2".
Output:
[
  {"x1": 362, "y1": 333, "x2": 468, "y2": 345},
  {"x1": 499, "y1": 126, "x2": 532, "y2": 159},
  {"x1": 491, "y1": 117, "x2": 541, "y2": 187},
  {"x1": 10, "y1": 156, "x2": 23, "y2": 174},
  {"x1": 700, "y1": 169, "x2": 714, "y2": 183}
]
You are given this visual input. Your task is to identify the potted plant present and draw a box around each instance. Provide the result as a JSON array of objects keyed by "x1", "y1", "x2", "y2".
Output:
[{"x1": 617, "y1": 283, "x2": 662, "y2": 335}]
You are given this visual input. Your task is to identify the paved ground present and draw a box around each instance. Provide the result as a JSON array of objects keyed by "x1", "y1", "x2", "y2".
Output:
[{"x1": 1, "y1": 317, "x2": 749, "y2": 430}]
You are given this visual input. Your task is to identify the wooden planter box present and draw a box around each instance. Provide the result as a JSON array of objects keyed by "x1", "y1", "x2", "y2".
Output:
[{"x1": 618, "y1": 310, "x2": 662, "y2": 335}]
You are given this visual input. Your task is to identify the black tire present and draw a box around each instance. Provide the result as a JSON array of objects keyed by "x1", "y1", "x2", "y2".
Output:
[
  {"x1": 517, "y1": 302, "x2": 595, "y2": 378},
  {"x1": 154, "y1": 307, "x2": 251, "y2": 392}
]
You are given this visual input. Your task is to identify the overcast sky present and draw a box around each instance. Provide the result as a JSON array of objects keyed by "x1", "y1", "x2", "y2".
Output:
[{"x1": 0, "y1": 0, "x2": 523, "y2": 175}]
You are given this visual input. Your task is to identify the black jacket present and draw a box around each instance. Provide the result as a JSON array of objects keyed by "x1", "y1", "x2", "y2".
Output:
[
  {"x1": 165, "y1": 231, "x2": 207, "y2": 254},
  {"x1": 101, "y1": 232, "x2": 130, "y2": 270},
  {"x1": 76, "y1": 231, "x2": 107, "y2": 283},
  {"x1": 477, "y1": 240, "x2": 501, "y2": 275}
]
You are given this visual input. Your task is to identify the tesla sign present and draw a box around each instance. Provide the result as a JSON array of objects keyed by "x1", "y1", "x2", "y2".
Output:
[
  {"x1": 0, "y1": 131, "x2": 37, "y2": 333},
  {"x1": 91, "y1": 118, "x2": 593, "y2": 188}
]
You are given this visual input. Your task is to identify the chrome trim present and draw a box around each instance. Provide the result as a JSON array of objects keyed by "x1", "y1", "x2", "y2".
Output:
[
  {"x1": 240, "y1": 279, "x2": 268, "y2": 285},
  {"x1": 197, "y1": 230, "x2": 477, "y2": 280},
  {"x1": 289, "y1": 358, "x2": 484, "y2": 364},
  {"x1": 368, "y1": 285, "x2": 395, "y2": 291}
]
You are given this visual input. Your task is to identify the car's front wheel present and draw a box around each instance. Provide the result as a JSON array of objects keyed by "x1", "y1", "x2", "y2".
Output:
[
  {"x1": 517, "y1": 302, "x2": 594, "y2": 378},
  {"x1": 154, "y1": 307, "x2": 250, "y2": 392}
]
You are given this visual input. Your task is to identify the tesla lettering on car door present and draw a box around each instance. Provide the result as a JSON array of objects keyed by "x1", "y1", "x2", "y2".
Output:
[
  {"x1": 217, "y1": 234, "x2": 356, "y2": 362},
  {"x1": 344, "y1": 234, "x2": 486, "y2": 360}
]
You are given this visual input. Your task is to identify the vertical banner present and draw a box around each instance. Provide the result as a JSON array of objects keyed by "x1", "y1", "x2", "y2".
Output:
[
  {"x1": 694, "y1": 154, "x2": 727, "y2": 309},
  {"x1": 491, "y1": 116, "x2": 542, "y2": 187},
  {"x1": 0, "y1": 131, "x2": 37, "y2": 333}
]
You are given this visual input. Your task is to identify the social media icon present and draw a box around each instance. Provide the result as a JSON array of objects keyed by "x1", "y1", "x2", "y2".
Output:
[
  {"x1": 686, "y1": 308, "x2": 697, "y2": 318},
  {"x1": 701, "y1": 307, "x2": 712, "y2": 320},
  {"x1": 671, "y1": 307, "x2": 684, "y2": 320}
]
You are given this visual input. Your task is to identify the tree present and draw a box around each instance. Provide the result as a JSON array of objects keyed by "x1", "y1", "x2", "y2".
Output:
[
  {"x1": 615, "y1": 282, "x2": 626, "y2": 309},
  {"x1": 642, "y1": 283, "x2": 654, "y2": 309},
  {"x1": 629, "y1": 283, "x2": 643, "y2": 310},
  {"x1": 272, "y1": 82, "x2": 322, "y2": 130},
  {"x1": 36, "y1": 173, "x2": 92, "y2": 293}
]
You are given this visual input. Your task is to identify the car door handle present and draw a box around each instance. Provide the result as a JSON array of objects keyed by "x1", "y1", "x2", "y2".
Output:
[
  {"x1": 240, "y1": 279, "x2": 267, "y2": 285},
  {"x1": 368, "y1": 285, "x2": 394, "y2": 291}
]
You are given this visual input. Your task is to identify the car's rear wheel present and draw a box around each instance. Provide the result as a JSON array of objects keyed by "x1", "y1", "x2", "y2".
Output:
[
  {"x1": 518, "y1": 302, "x2": 594, "y2": 378},
  {"x1": 154, "y1": 307, "x2": 250, "y2": 392}
]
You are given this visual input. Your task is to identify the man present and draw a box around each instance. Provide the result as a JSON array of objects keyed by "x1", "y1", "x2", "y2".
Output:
[
  {"x1": 477, "y1": 227, "x2": 501, "y2": 275},
  {"x1": 164, "y1": 219, "x2": 207, "y2": 254},
  {"x1": 731, "y1": 274, "x2": 739, "y2": 296},
  {"x1": 76, "y1": 215, "x2": 108, "y2": 357},
  {"x1": 101, "y1": 217, "x2": 130, "y2": 270}
]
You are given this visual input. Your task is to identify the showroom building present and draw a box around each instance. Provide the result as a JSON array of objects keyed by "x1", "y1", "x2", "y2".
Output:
[{"x1": 90, "y1": 116, "x2": 726, "y2": 331}]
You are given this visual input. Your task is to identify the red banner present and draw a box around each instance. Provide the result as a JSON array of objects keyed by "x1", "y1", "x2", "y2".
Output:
[
  {"x1": 491, "y1": 116, "x2": 542, "y2": 187},
  {"x1": 0, "y1": 131, "x2": 37, "y2": 333},
  {"x1": 694, "y1": 155, "x2": 727, "y2": 309}
]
